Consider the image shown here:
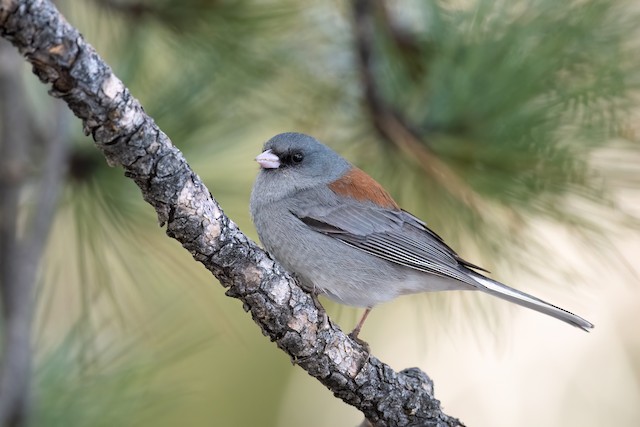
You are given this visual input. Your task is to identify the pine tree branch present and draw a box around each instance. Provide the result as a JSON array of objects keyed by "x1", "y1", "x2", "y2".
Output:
[
  {"x1": 351, "y1": 0, "x2": 485, "y2": 212},
  {"x1": 0, "y1": 1, "x2": 464, "y2": 425}
]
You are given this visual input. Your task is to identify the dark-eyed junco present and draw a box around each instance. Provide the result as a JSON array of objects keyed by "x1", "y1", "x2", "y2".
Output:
[{"x1": 250, "y1": 132, "x2": 594, "y2": 337}]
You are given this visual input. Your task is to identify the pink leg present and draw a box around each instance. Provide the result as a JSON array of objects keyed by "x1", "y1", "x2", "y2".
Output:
[{"x1": 349, "y1": 307, "x2": 372, "y2": 340}]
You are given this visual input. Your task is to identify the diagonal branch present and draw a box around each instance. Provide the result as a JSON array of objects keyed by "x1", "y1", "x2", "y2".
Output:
[{"x1": 0, "y1": 1, "x2": 463, "y2": 426}]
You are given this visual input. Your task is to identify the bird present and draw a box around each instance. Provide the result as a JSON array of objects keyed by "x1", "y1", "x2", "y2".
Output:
[{"x1": 249, "y1": 132, "x2": 594, "y2": 338}]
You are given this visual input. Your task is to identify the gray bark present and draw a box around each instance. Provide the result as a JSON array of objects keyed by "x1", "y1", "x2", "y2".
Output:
[{"x1": 0, "y1": 1, "x2": 464, "y2": 426}]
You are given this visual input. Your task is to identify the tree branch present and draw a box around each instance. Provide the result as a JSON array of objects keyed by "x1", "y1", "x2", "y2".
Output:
[
  {"x1": 0, "y1": 37, "x2": 68, "y2": 426},
  {"x1": 351, "y1": 0, "x2": 485, "y2": 212},
  {"x1": 0, "y1": 39, "x2": 33, "y2": 426},
  {"x1": 0, "y1": 1, "x2": 464, "y2": 425}
]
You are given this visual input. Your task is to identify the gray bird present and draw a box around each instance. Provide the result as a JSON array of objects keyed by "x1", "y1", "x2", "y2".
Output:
[{"x1": 250, "y1": 132, "x2": 594, "y2": 337}]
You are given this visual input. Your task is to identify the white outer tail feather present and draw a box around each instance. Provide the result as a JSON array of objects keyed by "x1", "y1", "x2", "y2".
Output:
[{"x1": 468, "y1": 272, "x2": 594, "y2": 332}]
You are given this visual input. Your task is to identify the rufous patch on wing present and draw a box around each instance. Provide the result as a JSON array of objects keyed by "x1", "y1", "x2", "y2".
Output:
[{"x1": 329, "y1": 167, "x2": 400, "y2": 210}]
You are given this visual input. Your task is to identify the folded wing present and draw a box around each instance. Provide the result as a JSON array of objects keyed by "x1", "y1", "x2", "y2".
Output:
[{"x1": 292, "y1": 200, "x2": 482, "y2": 287}]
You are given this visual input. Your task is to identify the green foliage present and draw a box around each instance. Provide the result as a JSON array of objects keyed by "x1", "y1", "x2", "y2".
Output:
[
  {"x1": 34, "y1": 325, "x2": 165, "y2": 427},
  {"x1": 369, "y1": 0, "x2": 637, "y2": 206}
]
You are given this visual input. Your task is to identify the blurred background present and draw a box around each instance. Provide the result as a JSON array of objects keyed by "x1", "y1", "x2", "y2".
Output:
[{"x1": 1, "y1": 0, "x2": 639, "y2": 425}]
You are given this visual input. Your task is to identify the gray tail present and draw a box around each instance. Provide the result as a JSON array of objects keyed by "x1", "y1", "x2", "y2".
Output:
[{"x1": 467, "y1": 271, "x2": 594, "y2": 331}]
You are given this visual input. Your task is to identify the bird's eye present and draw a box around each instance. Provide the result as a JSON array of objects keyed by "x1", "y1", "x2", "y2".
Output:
[{"x1": 291, "y1": 152, "x2": 304, "y2": 163}]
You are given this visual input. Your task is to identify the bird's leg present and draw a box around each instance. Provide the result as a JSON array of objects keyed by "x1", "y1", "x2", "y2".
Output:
[
  {"x1": 349, "y1": 308, "x2": 372, "y2": 353},
  {"x1": 310, "y1": 289, "x2": 331, "y2": 330},
  {"x1": 349, "y1": 307, "x2": 372, "y2": 341}
]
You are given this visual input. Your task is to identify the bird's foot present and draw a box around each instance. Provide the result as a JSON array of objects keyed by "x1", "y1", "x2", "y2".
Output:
[{"x1": 348, "y1": 329, "x2": 371, "y2": 353}]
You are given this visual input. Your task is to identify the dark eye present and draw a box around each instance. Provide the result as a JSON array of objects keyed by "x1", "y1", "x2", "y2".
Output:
[{"x1": 291, "y1": 152, "x2": 304, "y2": 163}]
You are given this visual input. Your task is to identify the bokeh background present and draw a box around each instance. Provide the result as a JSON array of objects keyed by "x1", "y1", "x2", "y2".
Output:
[{"x1": 1, "y1": 0, "x2": 640, "y2": 426}]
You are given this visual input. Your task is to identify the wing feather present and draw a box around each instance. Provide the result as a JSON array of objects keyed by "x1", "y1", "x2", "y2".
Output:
[{"x1": 293, "y1": 202, "x2": 482, "y2": 287}]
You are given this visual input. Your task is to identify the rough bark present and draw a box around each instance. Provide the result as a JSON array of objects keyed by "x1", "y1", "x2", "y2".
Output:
[{"x1": 0, "y1": 1, "x2": 464, "y2": 426}]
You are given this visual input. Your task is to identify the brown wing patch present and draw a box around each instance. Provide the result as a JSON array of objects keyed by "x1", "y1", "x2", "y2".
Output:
[{"x1": 329, "y1": 167, "x2": 400, "y2": 210}]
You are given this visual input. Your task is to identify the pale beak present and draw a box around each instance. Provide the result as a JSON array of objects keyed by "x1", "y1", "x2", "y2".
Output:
[{"x1": 255, "y1": 149, "x2": 280, "y2": 169}]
